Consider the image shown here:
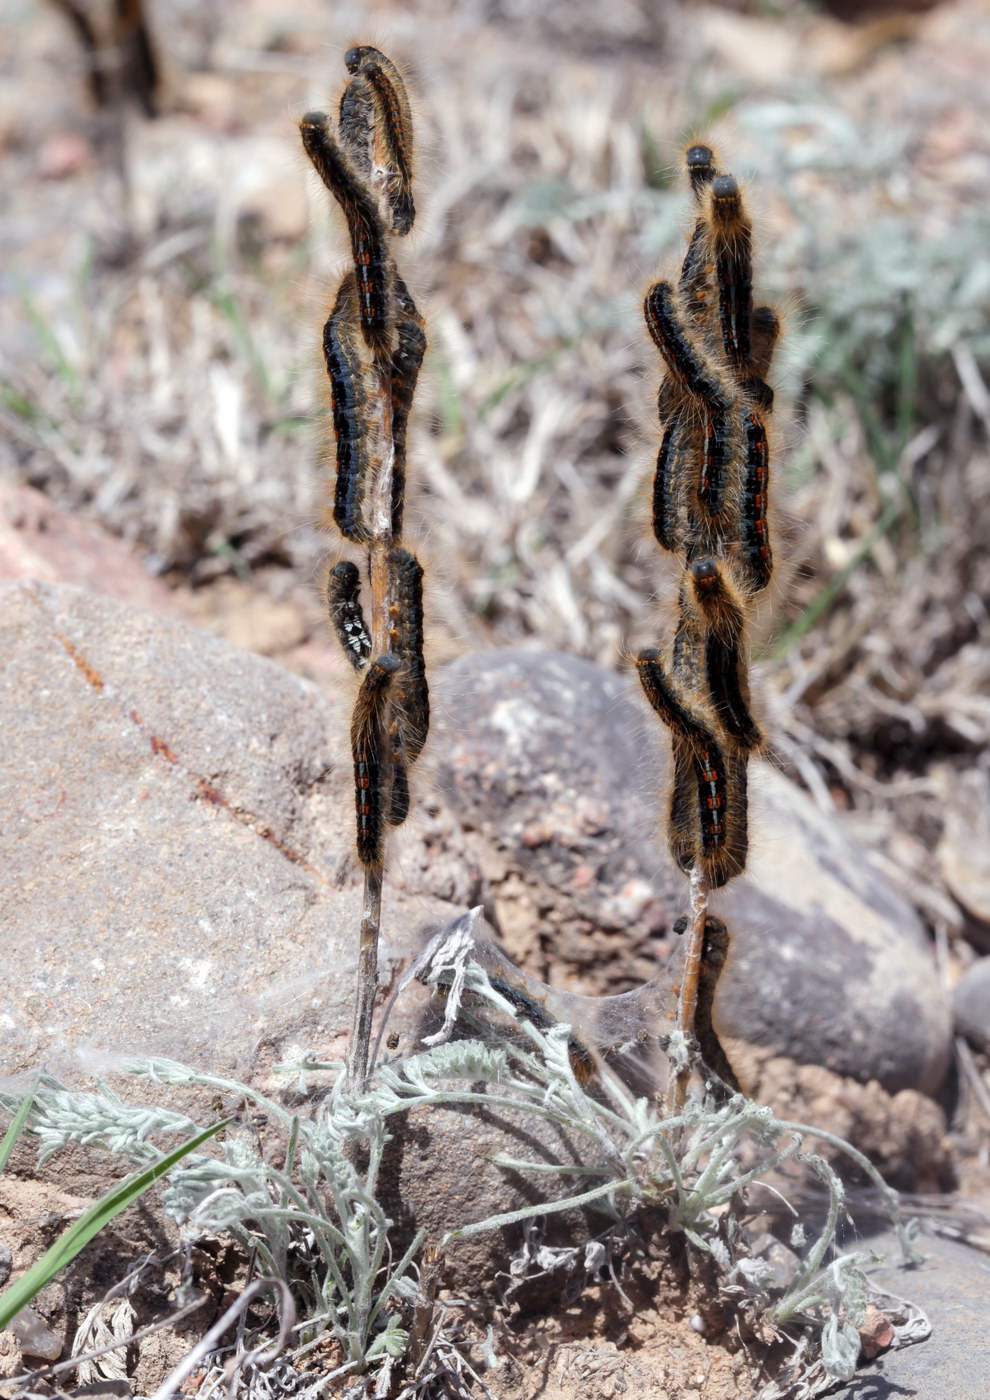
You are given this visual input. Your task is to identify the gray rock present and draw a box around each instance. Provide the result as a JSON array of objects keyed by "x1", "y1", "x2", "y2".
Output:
[
  {"x1": 953, "y1": 957, "x2": 990, "y2": 1051},
  {"x1": 0, "y1": 580, "x2": 473, "y2": 1079},
  {"x1": 434, "y1": 649, "x2": 951, "y2": 1096},
  {"x1": 846, "y1": 1230, "x2": 990, "y2": 1399},
  {"x1": 715, "y1": 765, "x2": 950, "y2": 1096}
]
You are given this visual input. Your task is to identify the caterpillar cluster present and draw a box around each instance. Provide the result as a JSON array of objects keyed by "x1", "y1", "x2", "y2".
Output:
[
  {"x1": 638, "y1": 144, "x2": 780, "y2": 889},
  {"x1": 301, "y1": 48, "x2": 430, "y2": 870}
]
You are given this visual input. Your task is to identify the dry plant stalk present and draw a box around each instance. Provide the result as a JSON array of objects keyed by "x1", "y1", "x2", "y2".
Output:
[
  {"x1": 300, "y1": 47, "x2": 428, "y2": 1088},
  {"x1": 638, "y1": 145, "x2": 779, "y2": 1113}
]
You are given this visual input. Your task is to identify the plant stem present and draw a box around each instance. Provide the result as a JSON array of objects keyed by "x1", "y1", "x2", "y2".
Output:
[
  {"x1": 348, "y1": 362, "x2": 396, "y2": 1091},
  {"x1": 666, "y1": 866, "x2": 709, "y2": 1115}
]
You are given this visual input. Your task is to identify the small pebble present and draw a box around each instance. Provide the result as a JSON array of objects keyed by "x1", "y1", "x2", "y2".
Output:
[{"x1": 7, "y1": 1305, "x2": 62, "y2": 1360}]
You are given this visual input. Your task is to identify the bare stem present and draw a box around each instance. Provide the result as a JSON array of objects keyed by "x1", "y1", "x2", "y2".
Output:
[
  {"x1": 666, "y1": 866, "x2": 709, "y2": 1115},
  {"x1": 348, "y1": 363, "x2": 396, "y2": 1091}
]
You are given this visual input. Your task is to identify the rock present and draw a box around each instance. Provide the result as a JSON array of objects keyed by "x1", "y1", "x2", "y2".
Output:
[
  {"x1": 716, "y1": 765, "x2": 951, "y2": 1096},
  {"x1": 5, "y1": 1305, "x2": 62, "y2": 1361},
  {"x1": 849, "y1": 1231, "x2": 990, "y2": 1400},
  {"x1": 953, "y1": 957, "x2": 990, "y2": 1052},
  {"x1": 739, "y1": 1054, "x2": 954, "y2": 1193},
  {"x1": 0, "y1": 482, "x2": 178, "y2": 616},
  {"x1": 434, "y1": 650, "x2": 685, "y2": 990},
  {"x1": 433, "y1": 649, "x2": 951, "y2": 1097},
  {"x1": 0, "y1": 580, "x2": 473, "y2": 1079}
]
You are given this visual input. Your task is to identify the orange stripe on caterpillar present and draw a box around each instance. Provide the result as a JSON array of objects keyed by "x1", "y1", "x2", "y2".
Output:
[
  {"x1": 709, "y1": 174, "x2": 753, "y2": 374},
  {"x1": 388, "y1": 547, "x2": 429, "y2": 764},
  {"x1": 322, "y1": 274, "x2": 372, "y2": 542},
  {"x1": 698, "y1": 408, "x2": 734, "y2": 519},
  {"x1": 351, "y1": 653, "x2": 400, "y2": 867},
  {"x1": 688, "y1": 557, "x2": 762, "y2": 750},
  {"x1": 345, "y1": 45, "x2": 415, "y2": 236},
  {"x1": 644, "y1": 281, "x2": 731, "y2": 414},
  {"x1": 300, "y1": 110, "x2": 394, "y2": 357},
  {"x1": 390, "y1": 277, "x2": 427, "y2": 539},
  {"x1": 740, "y1": 412, "x2": 772, "y2": 592},
  {"x1": 326, "y1": 560, "x2": 371, "y2": 669}
]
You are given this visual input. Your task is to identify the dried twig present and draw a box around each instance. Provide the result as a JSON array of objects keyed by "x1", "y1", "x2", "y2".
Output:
[
  {"x1": 637, "y1": 145, "x2": 780, "y2": 1113},
  {"x1": 300, "y1": 49, "x2": 428, "y2": 1089}
]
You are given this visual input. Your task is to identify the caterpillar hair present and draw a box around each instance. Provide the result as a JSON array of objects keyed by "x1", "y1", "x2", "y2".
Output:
[
  {"x1": 327, "y1": 559, "x2": 371, "y2": 669},
  {"x1": 705, "y1": 752, "x2": 748, "y2": 888},
  {"x1": 652, "y1": 411, "x2": 688, "y2": 552},
  {"x1": 636, "y1": 649, "x2": 746, "y2": 885},
  {"x1": 432, "y1": 966, "x2": 596, "y2": 1086},
  {"x1": 694, "y1": 916, "x2": 742, "y2": 1096},
  {"x1": 323, "y1": 274, "x2": 372, "y2": 542},
  {"x1": 688, "y1": 557, "x2": 762, "y2": 750},
  {"x1": 740, "y1": 412, "x2": 772, "y2": 592},
  {"x1": 685, "y1": 143, "x2": 719, "y2": 200},
  {"x1": 671, "y1": 583, "x2": 705, "y2": 689},
  {"x1": 345, "y1": 45, "x2": 415, "y2": 236},
  {"x1": 749, "y1": 304, "x2": 780, "y2": 383},
  {"x1": 644, "y1": 281, "x2": 731, "y2": 414},
  {"x1": 338, "y1": 75, "x2": 375, "y2": 175},
  {"x1": 390, "y1": 277, "x2": 428, "y2": 539},
  {"x1": 388, "y1": 547, "x2": 429, "y2": 763},
  {"x1": 679, "y1": 147, "x2": 720, "y2": 325},
  {"x1": 709, "y1": 174, "x2": 753, "y2": 374},
  {"x1": 741, "y1": 303, "x2": 780, "y2": 414},
  {"x1": 636, "y1": 648, "x2": 720, "y2": 758},
  {"x1": 389, "y1": 742, "x2": 410, "y2": 826},
  {"x1": 300, "y1": 110, "x2": 394, "y2": 357},
  {"x1": 350, "y1": 652, "x2": 401, "y2": 867},
  {"x1": 668, "y1": 736, "x2": 699, "y2": 874},
  {"x1": 698, "y1": 408, "x2": 734, "y2": 519}
]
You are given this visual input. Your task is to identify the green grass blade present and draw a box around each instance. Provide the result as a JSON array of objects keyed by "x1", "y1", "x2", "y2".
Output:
[
  {"x1": 0, "y1": 1086, "x2": 38, "y2": 1175},
  {"x1": 0, "y1": 1118, "x2": 229, "y2": 1329}
]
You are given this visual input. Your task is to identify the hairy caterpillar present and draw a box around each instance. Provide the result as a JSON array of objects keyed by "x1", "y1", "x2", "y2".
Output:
[
  {"x1": 326, "y1": 559, "x2": 371, "y2": 669},
  {"x1": 300, "y1": 110, "x2": 394, "y2": 357},
  {"x1": 636, "y1": 649, "x2": 747, "y2": 886},
  {"x1": 739, "y1": 412, "x2": 772, "y2": 592},
  {"x1": 652, "y1": 411, "x2": 688, "y2": 552},
  {"x1": 351, "y1": 653, "x2": 400, "y2": 866},
  {"x1": 694, "y1": 916, "x2": 742, "y2": 1095},
  {"x1": 709, "y1": 174, "x2": 753, "y2": 373},
  {"x1": 322, "y1": 274, "x2": 372, "y2": 542},
  {"x1": 390, "y1": 277, "x2": 428, "y2": 539},
  {"x1": 688, "y1": 558, "x2": 762, "y2": 750},
  {"x1": 345, "y1": 45, "x2": 416, "y2": 236},
  {"x1": 388, "y1": 547, "x2": 429, "y2": 764},
  {"x1": 431, "y1": 966, "x2": 596, "y2": 1086},
  {"x1": 644, "y1": 281, "x2": 731, "y2": 414}
]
